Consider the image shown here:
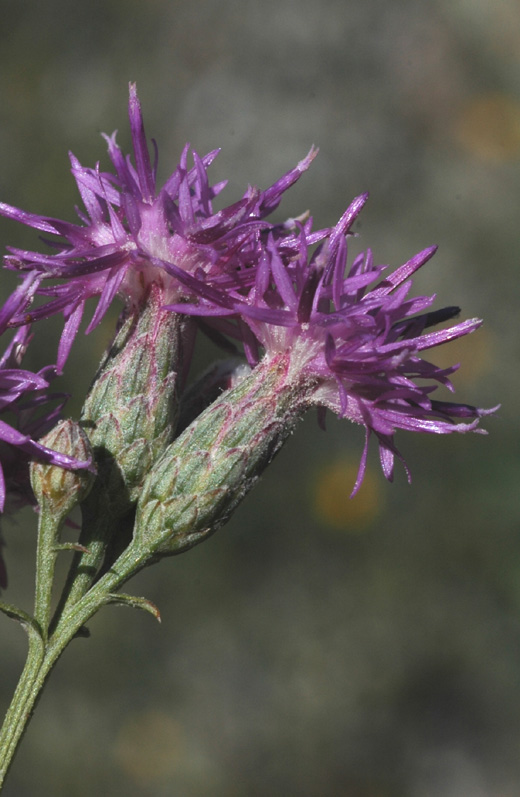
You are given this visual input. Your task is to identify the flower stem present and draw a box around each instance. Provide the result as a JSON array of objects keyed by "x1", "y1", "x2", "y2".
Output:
[
  {"x1": 0, "y1": 536, "x2": 153, "y2": 790},
  {"x1": 33, "y1": 510, "x2": 61, "y2": 641},
  {"x1": 0, "y1": 630, "x2": 45, "y2": 787}
]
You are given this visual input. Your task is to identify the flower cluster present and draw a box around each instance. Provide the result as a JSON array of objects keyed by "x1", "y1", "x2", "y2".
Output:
[{"x1": 0, "y1": 82, "x2": 496, "y2": 528}]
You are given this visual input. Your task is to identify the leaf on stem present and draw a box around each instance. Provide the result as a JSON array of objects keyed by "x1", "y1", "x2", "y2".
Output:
[
  {"x1": 0, "y1": 602, "x2": 43, "y2": 641},
  {"x1": 105, "y1": 593, "x2": 162, "y2": 622}
]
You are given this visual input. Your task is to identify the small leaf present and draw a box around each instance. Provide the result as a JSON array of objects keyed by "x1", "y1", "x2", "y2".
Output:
[
  {"x1": 105, "y1": 592, "x2": 161, "y2": 622},
  {"x1": 0, "y1": 601, "x2": 43, "y2": 640}
]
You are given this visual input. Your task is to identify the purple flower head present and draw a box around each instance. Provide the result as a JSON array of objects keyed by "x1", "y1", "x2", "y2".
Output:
[
  {"x1": 0, "y1": 84, "x2": 316, "y2": 369},
  {"x1": 0, "y1": 279, "x2": 92, "y2": 515},
  {"x1": 171, "y1": 193, "x2": 497, "y2": 493}
]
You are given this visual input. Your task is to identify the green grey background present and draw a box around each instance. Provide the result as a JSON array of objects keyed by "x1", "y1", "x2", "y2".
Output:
[{"x1": 0, "y1": 1, "x2": 517, "y2": 795}]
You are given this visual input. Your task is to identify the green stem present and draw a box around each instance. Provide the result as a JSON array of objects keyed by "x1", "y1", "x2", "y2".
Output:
[
  {"x1": 33, "y1": 506, "x2": 61, "y2": 641},
  {"x1": 1, "y1": 499, "x2": 74, "y2": 784},
  {"x1": 52, "y1": 538, "x2": 152, "y2": 639},
  {"x1": 0, "y1": 537, "x2": 153, "y2": 790},
  {"x1": 0, "y1": 632, "x2": 45, "y2": 787},
  {"x1": 50, "y1": 488, "x2": 113, "y2": 630}
]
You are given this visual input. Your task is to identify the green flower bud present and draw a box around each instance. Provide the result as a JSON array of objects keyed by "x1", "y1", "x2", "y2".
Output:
[
  {"x1": 30, "y1": 420, "x2": 95, "y2": 521},
  {"x1": 81, "y1": 284, "x2": 186, "y2": 517},
  {"x1": 134, "y1": 352, "x2": 312, "y2": 557}
]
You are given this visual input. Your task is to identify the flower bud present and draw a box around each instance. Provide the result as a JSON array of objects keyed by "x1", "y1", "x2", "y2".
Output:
[
  {"x1": 134, "y1": 351, "x2": 311, "y2": 557},
  {"x1": 30, "y1": 420, "x2": 95, "y2": 520},
  {"x1": 81, "y1": 283, "x2": 185, "y2": 517}
]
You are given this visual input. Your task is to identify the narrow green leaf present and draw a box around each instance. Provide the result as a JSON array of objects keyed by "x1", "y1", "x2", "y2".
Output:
[
  {"x1": 105, "y1": 593, "x2": 161, "y2": 622},
  {"x1": 0, "y1": 602, "x2": 43, "y2": 640}
]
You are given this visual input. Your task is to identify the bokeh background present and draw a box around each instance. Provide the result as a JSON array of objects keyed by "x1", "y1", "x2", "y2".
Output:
[{"x1": 0, "y1": 1, "x2": 517, "y2": 795}]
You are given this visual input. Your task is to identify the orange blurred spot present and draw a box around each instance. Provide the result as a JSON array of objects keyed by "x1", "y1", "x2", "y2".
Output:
[
  {"x1": 312, "y1": 459, "x2": 382, "y2": 531},
  {"x1": 429, "y1": 327, "x2": 493, "y2": 389},
  {"x1": 113, "y1": 709, "x2": 184, "y2": 783},
  {"x1": 454, "y1": 93, "x2": 520, "y2": 161}
]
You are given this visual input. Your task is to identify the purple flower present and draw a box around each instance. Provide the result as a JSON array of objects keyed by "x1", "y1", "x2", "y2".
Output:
[
  {"x1": 0, "y1": 84, "x2": 316, "y2": 369},
  {"x1": 0, "y1": 84, "x2": 497, "y2": 498},
  {"x1": 170, "y1": 193, "x2": 497, "y2": 493},
  {"x1": 0, "y1": 277, "x2": 92, "y2": 516}
]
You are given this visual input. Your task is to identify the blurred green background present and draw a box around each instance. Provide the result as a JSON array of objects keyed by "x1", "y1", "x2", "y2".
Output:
[{"x1": 0, "y1": 1, "x2": 517, "y2": 795}]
